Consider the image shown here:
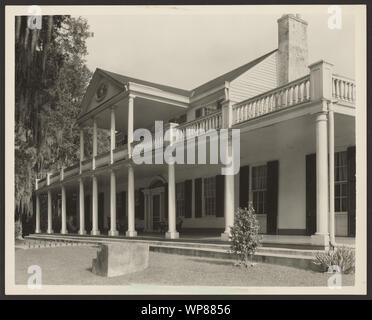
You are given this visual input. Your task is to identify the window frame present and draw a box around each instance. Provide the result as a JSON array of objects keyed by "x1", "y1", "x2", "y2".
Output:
[{"x1": 249, "y1": 163, "x2": 268, "y2": 215}]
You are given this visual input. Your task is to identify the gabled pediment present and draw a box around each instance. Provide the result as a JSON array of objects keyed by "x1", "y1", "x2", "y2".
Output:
[{"x1": 79, "y1": 69, "x2": 125, "y2": 118}]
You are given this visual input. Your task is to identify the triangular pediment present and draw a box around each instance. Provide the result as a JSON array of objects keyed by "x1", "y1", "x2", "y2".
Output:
[{"x1": 79, "y1": 69, "x2": 125, "y2": 118}]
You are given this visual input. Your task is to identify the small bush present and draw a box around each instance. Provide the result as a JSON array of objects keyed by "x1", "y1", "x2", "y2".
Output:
[
  {"x1": 229, "y1": 203, "x2": 262, "y2": 267},
  {"x1": 313, "y1": 246, "x2": 355, "y2": 274},
  {"x1": 15, "y1": 219, "x2": 23, "y2": 240}
]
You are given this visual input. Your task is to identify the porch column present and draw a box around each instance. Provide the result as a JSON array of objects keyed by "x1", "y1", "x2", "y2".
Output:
[
  {"x1": 311, "y1": 111, "x2": 329, "y2": 248},
  {"x1": 47, "y1": 190, "x2": 53, "y2": 234},
  {"x1": 61, "y1": 185, "x2": 67, "y2": 234},
  {"x1": 92, "y1": 117, "x2": 97, "y2": 170},
  {"x1": 127, "y1": 95, "x2": 134, "y2": 157},
  {"x1": 166, "y1": 163, "x2": 179, "y2": 239},
  {"x1": 110, "y1": 107, "x2": 116, "y2": 164},
  {"x1": 328, "y1": 103, "x2": 335, "y2": 245},
  {"x1": 91, "y1": 175, "x2": 100, "y2": 235},
  {"x1": 35, "y1": 195, "x2": 41, "y2": 234},
  {"x1": 79, "y1": 178, "x2": 86, "y2": 235},
  {"x1": 126, "y1": 164, "x2": 137, "y2": 237},
  {"x1": 109, "y1": 170, "x2": 118, "y2": 236},
  {"x1": 80, "y1": 129, "x2": 84, "y2": 173},
  {"x1": 221, "y1": 173, "x2": 235, "y2": 241}
]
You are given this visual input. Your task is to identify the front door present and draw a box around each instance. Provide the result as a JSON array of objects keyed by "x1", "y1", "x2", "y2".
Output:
[{"x1": 152, "y1": 194, "x2": 160, "y2": 230}]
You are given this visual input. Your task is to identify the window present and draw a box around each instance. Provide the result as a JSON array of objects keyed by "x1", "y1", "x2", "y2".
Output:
[
  {"x1": 335, "y1": 151, "x2": 348, "y2": 212},
  {"x1": 176, "y1": 182, "x2": 185, "y2": 217},
  {"x1": 195, "y1": 108, "x2": 204, "y2": 118},
  {"x1": 204, "y1": 177, "x2": 216, "y2": 216},
  {"x1": 252, "y1": 165, "x2": 267, "y2": 214}
]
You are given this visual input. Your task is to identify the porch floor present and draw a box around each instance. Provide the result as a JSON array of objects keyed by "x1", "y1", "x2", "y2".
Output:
[{"x1": 31, "y1": 230, "x2": 355, "y2": 249}]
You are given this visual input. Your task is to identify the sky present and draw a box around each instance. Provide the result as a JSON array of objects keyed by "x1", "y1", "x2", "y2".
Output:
[{"x1": 80, "y1": 6, "x2": 355, "y2": 90}]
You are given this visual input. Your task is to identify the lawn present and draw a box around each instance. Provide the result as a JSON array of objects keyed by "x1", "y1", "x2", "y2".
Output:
[{"x1": 15, "y1": 246, "x2": 355, "y2": 287}]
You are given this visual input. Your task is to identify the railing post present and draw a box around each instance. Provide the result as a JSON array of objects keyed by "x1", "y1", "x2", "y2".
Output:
[
  {"x1": 222, "y1": 100, "x2": 233, "y2": 128},
  {"x1": 309, "y1": 60, "x2": 334, "y2": 102}
]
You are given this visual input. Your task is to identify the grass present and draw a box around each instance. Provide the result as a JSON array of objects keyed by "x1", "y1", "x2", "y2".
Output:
[{"x1": 15, "y1": 246, "x2": 355, "y2": 287}]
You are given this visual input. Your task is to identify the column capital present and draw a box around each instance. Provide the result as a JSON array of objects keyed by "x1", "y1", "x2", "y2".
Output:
[
  {"x1": 315, "y1": 112, "x2": 328, "y2": 122},
  {"x1": 128, "y1": 93, "x2": 136, "y2": 100}
]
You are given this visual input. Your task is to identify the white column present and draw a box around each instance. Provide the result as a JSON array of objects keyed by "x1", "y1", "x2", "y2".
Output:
[
  {"x1": 35, "y1": 193, "x2": 41, "y2": 234},
  {"x1": 92, "y1": 118, "x2": 97, "y2": 169},
  {"x1": 109, "y1": 170, "x2": 118, "y2": 236},
  {"x1": 110, "y1": 107, "x2": 116, "y2": 164},
  {"x1": 166, "y1": 163, "x2": 179, "y2": 239},
  {"x1": 47, "y1": 190, "x2": 53, "y2": 234},
  {"x1": 127, "y1": 95, "x2": 134, "y2": 156},
  {"x1": 311, "y1": 112, "x2": 330, "y2": 248},
  {"x1": 221, "y1": 173, "x2": 235, "y2": 241},
  {"x1": 126, "y1": 164, "x2": 137, "y2": 237},
  {"x1": 91, "y1": 175, "x2": 100, "y2": 235},
  {"x1": 328, "y1": 104, "x2": 335, "y2": 245},
  {"x1": 61, "y1": 185, "x2": 67, "y2": 234},
  {"x1": 80, "y1": 129, "x2": 84, "y2": 173},
  {"x1": 79, "y1": 178, "x2": 86, "y2": 235}
]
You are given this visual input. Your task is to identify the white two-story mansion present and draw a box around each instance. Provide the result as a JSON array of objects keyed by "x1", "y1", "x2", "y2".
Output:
[{"x1": 33, "y1": 14, "x2": 356, "y2": 249}]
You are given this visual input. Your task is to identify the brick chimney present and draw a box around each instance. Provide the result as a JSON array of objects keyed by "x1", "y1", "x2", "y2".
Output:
[{"x1": 277, "y1": 14, "x2": 309, "y2": 86}]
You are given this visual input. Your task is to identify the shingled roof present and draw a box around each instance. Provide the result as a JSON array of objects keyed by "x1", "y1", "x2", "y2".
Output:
[{"x1": 97, "y1": 49, "x2": 277, "y2": 99}]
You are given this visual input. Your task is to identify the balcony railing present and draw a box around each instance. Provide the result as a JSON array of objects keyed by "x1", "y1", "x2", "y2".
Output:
[
  {"x1": 176, "y1": 111, "x2": 222, "y2": 140},
  {"x1": 332, "y1": 75, "x2": 356, "y2": 103},
  {"x1": 64, "y1": 163, "x2": 79, "y2": 178},
  {"x1": 95, "y1": 151, "x2": 110, "y2": 168},
  {"x1": 49, "y1": 171, "x2": 60, "y2": 185},
  {"x1": 38, "y1": 178, "x2": 46, "y2": 189},
  {"x1": 113, "y1": 145, "x2": 129, "y2": 162},
  {"x1": 232, "y1": 75, "x2": 311, "y2": 125},
  {"x1": 81, "y1": 158, "x2": 92, "y2": 172}
]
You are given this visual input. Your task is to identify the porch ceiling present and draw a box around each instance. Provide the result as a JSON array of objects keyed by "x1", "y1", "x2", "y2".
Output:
[{"x1": 84, "y1": 96, "x2": 187, "y2": 132}]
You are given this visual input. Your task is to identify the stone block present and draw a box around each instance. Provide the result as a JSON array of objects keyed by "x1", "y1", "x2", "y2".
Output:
[{"x1": 92, "y1": 243, "x2": 149, "y2": 277}]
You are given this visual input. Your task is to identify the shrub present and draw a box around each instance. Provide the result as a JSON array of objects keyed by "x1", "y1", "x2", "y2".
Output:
[
  {"x1": 15, "y1": 219, "x2": 23, "y2": 240},
  {"x1": 229, "y1": 203, "x2": 262, "y2": 267},
  {"x1": 313, "y1": 246, "x2": 355, "y2": 274}
]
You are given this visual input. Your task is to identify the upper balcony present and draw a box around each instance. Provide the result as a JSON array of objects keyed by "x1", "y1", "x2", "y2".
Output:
[{"x1": 35, "y1": 61, "x2": 355, "y2": 192}]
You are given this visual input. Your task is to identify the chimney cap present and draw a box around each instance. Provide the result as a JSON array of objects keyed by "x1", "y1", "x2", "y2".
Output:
[{"x1": 277, "y1": 13, "x2": 308, "y2": 25}]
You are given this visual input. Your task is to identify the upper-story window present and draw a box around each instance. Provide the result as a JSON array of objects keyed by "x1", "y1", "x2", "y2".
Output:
[
  {"x1": 252, "y1": 165, "x2": 267, "y2": 214},
  {"x1": 195, "y1": 99, "x2": 224, "y2": 119},
  {"x1": 335, "y1": 151, "x2": 348, "y2": 212}
]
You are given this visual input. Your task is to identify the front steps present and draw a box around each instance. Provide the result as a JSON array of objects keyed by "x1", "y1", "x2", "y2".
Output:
[{"x1": 24, "y1": 233, "x2": 322, "y2": 271}]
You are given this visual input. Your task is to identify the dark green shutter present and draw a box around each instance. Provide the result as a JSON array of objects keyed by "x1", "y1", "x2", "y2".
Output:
[
  {"x1": 216, "y1": 175, "x2": 225, "y2": 217},
  {"x1": 266, "y1": 160, "x2": 279, "y2": 235},
  {"x1": 184, "y1": 180, "x2": 192, "y2": 218},
  {"x1": 239, "y1": 165, "x2": 250, "y2": 208},
  {"x1": 306, "y1": 154, "x2": 316, "y2": 236},
  {"x1": 347, "y1": 146, "x2": 356, "y2": 237},
  {"x1": 195, "y1": 178, "x2": 202, "y2": 218}
]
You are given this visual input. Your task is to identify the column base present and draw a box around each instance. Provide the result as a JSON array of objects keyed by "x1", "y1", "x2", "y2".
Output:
[
  {"x1": 35, "y1": 230, "x2": 41, "y2": 234},
  {"x1": 61, "y1": 230, "x2": 68, "y2": 235},
  {"x1": 109, "y1": 230, "x2": 119, "y2": 236},
  {"x1": 220, "y1": 232, "x2": 231, "y2": 241},
  {"x1": 126, "y1": 230, "x2": 137, "y2": 237},
  {"x1": 165, "y1": 231, "x2": 179, "y2": 239},
  {"x1": 90, "y1": 230, "x2": 100, "y2": 236},
  {"x1": 311, "y1": 233, "x2": 330, "y2": 250},
  {"x1": 47, "y1": 229, "x2": 54, "y2": 234},
  {"x1": 79, "y1": 230, "x2": 87, "y2": 235}
]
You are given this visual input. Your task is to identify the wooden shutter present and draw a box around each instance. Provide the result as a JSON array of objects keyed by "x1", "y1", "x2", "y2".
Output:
[
  {"x1": 195, "y1": 178, "x2": 202, "y2": 218},
  {"x1": 306, "y1": 154, "x2": 316, "y2": 236},
  {"x1": 136, "y1": 189, "x2": 144, "y2": 220},
  {"x1": 184, "y1": 180, "x2": 192, "y2": 218},
  {"x1": 215, "y1": 175, "x2": 225, "y2": 217},
  {"x1": 239, "y1": 165, "x2": 250, "y2": 208},
  {"x1": 347, "y1": 146, "x2": 356, "y2": 237},
  {"x1": 266, "y1": 160, "x2": 279, "y2": 235}
]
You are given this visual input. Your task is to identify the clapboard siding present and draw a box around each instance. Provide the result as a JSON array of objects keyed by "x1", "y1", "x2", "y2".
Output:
[{"x1": 229, "y1": 52, "x2": 278, "y2": 102}]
